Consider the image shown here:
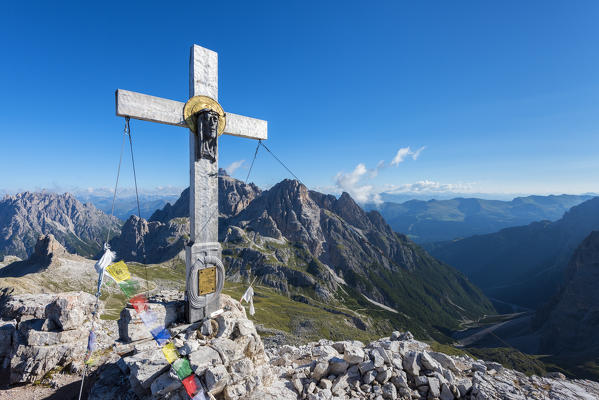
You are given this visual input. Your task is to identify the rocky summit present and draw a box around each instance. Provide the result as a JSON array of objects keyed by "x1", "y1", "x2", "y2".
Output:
[{"x1": 3, "y1": 289, "x2": 598, "y2": 399}]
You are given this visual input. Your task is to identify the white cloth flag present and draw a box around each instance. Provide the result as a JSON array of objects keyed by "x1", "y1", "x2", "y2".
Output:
[
  {"x1": 240, "y1": 286, "x2": 255, "y2": 316},
  {"x1": 94, "y1": 244, "x2": 116, "y2": 296}
]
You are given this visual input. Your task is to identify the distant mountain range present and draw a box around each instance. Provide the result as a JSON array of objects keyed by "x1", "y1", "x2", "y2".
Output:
[
  {"x1": 109, "y1": 171, "x2": 494, "y2": 340},
  {"x1": 427, "y1": 197, "x2": 599, "y2": 309},
  {"x1": 75, "y1": 192, "x2": 179, "y2": 220},
  {"x1": 0, "y1": 192, "x2": 121, "y2": 259},
  {"x1": 365, "y1": 194, "x2": 594, "y2": 243}
]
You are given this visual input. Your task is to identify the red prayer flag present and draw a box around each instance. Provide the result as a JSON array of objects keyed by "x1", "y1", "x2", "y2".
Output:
[
  {"x1": 130, "y1": 294, "x2": 148, "y2": 313},
  {"x1": 182, "y1": 374, "x2": 200, "y2": 396}
]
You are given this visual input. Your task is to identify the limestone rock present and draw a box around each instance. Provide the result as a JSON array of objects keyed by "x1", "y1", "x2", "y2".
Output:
[
  {"x1": 428, "y1": 377, "x2": 441, "y2": 397},
  {"x1": 150, "y1": 371, "x2": 182, "y2": 397},
  {"x1": 205, "y1": 364, "x2": 230, "y2": 394},
  {"x1": 188, "y1": 345, "x2": 222, "y2": 373},
  {"x1": 343, "y1": 342, "x2": 365, "y2": 364},
  {"x1": 312, "y1": 360, "x2": 329, "y2": 381},
  {"x1": 328, "y1": 356, "x2": 349, "y2": 375},
  {"x1": 118, "y1": 294, "x2": 183, "y2": 342},
  {"x1": 46, "y1": 292, "x2": 97, "y2": 330},
  {"x1": 402, "y1": 351, "x2": 420, "y2": 376},
  {"x1": 1, "y1": 293, "x2": 56, "y2": 320},
  {"x1": 0, "y1": 319, "x2": 16, "y2": 367},
  {"x1": 382, "y1": 382, "x2": 397, "y2": 399},
  {"x1": 123, "y1": 348, "x2": 170, "y2": 390},
  {"x1": 3, "y1": 290, "x2": 113, "y2": 384}
]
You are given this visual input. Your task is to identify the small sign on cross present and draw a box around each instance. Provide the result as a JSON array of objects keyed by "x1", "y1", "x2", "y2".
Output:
[{"x1": 115, "y1": 44, "x2": 268, "y2": 323}]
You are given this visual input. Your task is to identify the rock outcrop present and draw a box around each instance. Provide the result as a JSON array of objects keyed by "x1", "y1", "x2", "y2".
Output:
[
  {"x1": 0, "y1": 191, "x2": 121, "y2": 259},
  {"x1": 110, "y1": 215, "x2": 189, "y2": 264},
  {"x1": 0, "y1": 291, "x2": 117, "y2": 383},
  {"x1": 0, "y1": 234, "x2": 71, "y2": 277},
  {"x1": 112, "y1": 170, "x2": 261, "y2": 263},
  {"x1": 221, "y1": 180, "x2": 493, "y2": 334}
]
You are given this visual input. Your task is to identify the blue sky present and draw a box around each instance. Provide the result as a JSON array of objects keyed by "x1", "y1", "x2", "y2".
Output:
[{"x1": 1, "y1": 1, "x2": 598, "y2": 202}]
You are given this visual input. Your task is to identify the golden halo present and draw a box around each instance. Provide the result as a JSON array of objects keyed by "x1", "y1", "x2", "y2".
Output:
[{"x1": 183, "y1": 95, "x2": 226, "y2": 135}]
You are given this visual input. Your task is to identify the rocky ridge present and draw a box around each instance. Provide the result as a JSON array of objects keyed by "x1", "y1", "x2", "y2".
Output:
[
  {"x1": 0, "y1": 191, "x2": 121, "y2": 259},
  {"x1": 110, "y1": 170, "x2": 261, "y2": 264},
  {"x1": 112, "y1": 177, "x2": 493, "y2": 340},
  {"x1": 149, "y1": 169, "x2": 262, "y2": 223}
]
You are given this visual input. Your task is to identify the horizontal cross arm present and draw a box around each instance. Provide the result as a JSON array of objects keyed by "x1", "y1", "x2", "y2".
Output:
[
  {"x1": 115, "y1": 89, "x2": 267, "y2": 140},
  {"x1": 225, "y1": 113, "x2": 268, "y2": 140},
  {"x1": 115, "y1": 89, "x2": 185, "y2": 127}
]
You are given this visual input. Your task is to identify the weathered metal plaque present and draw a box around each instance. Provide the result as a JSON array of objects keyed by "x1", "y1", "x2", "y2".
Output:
[{"x1": 199, "y1": 267, "x2": 217, "y2": 295}]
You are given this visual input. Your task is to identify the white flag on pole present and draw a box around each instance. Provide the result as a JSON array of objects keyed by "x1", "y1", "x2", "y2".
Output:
[
  {"x1": 94, "y1": 244, "x2": 116, "y2": 295},
  {"x1": 240, "y1": 286, "x2": 255, "y2": 316}
]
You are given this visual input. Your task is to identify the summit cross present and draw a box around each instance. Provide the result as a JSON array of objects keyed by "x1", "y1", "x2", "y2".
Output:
[{"x1": 115, "y1": 44, "x2": 268, "y2": 323}]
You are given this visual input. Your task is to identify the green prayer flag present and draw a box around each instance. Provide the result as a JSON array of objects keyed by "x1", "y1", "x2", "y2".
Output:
[
  {"x1": 173, "y1": 358, "x2": 193, "y2": 380},
  {"x1": 118, "y1": 280, "x2": 140, "y2": 298}
]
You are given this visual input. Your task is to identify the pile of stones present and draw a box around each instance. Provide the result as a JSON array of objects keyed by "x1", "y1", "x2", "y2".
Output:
[
  {"x1": 267, "y1": 332, "x2": 599, "y2": 400},
  {"x1": 91, "y1": 293, "x2": 274, "y2": 399}
]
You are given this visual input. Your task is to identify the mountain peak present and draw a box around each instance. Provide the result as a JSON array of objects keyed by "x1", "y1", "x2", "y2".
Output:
[{"x1": 0, "y1": 191, "x2": 121, "y2": 259}]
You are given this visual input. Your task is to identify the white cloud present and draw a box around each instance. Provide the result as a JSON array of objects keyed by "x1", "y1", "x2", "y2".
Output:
[
  {"x1": 225, "y1": 159, "x2": 245, "y2": 176},
  {"x1": 334, "y1": 163, "x2": 381, "y2": 204},
  {"x1": 330, "y1": 145, "x2": 428, "y2": 204},
  {"x1": 369, "y1": 160, "x2": 386, "y2": 178},
  {"x1": 411, "y1": 146, "x2": 426, "y2": 160},
  {"x1": 391, "y1": 147, "x2": 412, "y2": 166},
  {"x1": 384, "y1": 180, "x2": 474, "y2": 194},
  {"x1": 391, "y1": 146, "x2": 426, "y2": 165}
]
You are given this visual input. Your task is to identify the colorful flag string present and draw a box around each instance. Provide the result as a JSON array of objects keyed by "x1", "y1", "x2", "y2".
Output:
[{"x1": 100, "y1": 259, "x2": 207, "y2": 399}]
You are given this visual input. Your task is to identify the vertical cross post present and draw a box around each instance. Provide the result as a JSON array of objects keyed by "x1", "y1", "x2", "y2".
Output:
[{"x1": 185, "y1": 46, "x2": 223, "y2": 323}]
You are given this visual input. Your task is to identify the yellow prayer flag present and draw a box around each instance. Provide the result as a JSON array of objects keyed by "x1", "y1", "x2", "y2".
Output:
[
  {"x1": 106, "y1": 261, "x2": 131, "y2": 283},
  {"x1": 162, "y1": 342, "x2": 179, "y2": 364}
]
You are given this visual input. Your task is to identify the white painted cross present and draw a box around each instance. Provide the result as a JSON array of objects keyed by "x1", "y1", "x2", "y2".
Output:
[{"x1": 115, "y1": 44, "x2": 267, "y2": 323}]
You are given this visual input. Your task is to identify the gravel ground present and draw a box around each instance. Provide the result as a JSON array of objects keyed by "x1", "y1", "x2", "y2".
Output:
[{"x1": 0, "y1": 373, "x2": 88, "y2": 400}]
